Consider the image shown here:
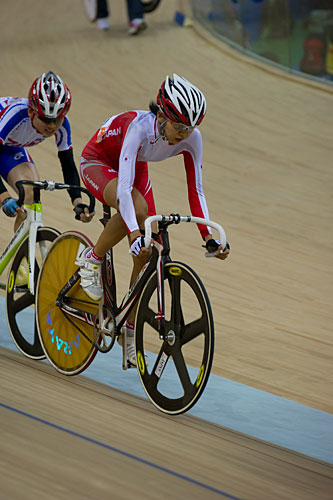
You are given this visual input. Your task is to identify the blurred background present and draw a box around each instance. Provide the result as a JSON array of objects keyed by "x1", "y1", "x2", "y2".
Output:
[{"x1": 192, "y1": 0, "x2": 333, "y2": 83}]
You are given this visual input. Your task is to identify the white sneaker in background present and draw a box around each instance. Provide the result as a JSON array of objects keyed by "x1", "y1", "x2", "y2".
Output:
[
  {"x1": 78, "y1": 247, "x2": 103, "y2": 301},
  {"x1": 96, "y1": 17, "x2": 110, "y2": 30},
  {"x1": 128, "y1": 18, "x2": 147, "y2": 36}
]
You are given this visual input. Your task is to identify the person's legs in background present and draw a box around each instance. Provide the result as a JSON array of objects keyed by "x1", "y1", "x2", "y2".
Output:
[
  {"x1": 94, "y1": 0, "x2": 147, "y2": 35},
  {"x1": 127, "y1": 0, "x2": 147, "y2": 35},
  {"x1": 96, "y1": 0, "x2": 110, "y2": 30}
]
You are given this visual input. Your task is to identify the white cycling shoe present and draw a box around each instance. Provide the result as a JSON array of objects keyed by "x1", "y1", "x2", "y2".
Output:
[
  {"x1": 118, "y1": 327, "x2": 148, "y2": 369},
  {"x1": 118, "y1": 328, "x2": 137, "y2": 367},
  {"x1": 78, "y1": 247, "x2": 103, "y2": 301}
]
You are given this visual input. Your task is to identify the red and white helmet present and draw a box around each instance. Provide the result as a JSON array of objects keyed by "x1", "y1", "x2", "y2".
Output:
[
  {"x1": 157, "y1": 74, "x2": 206, "y2": 127},
  {"x1": 28, "y1": 71, "x2": 71, "y2": 118}
]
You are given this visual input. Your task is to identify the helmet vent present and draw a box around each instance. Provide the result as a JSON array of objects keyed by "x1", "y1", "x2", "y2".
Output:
[
  {"x1": 28, "y1": 71, "x2": 72, "y2": 118},
  {"x1": 157, "y1": 74, "x2": 206, "y2": 127}
]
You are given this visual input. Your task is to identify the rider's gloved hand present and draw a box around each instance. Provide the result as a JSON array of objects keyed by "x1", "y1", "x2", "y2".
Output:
[
  {"x1": 203, "y1": 239, "x2": 230, "y2": 259},
  {"x1": 204, "y1": 239, "x2": 222, "y2": 253},
  {"x1": 129, "y1": 236, "x2": 145, "y2": 256},
  {"x1": 2, "y1": 197, "x2": 19, "y2": 217},
  {"x1": 73, "y1": 203, "x2": 92, "y2": 222}
]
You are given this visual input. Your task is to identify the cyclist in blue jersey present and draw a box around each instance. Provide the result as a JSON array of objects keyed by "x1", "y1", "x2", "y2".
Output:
[{"x1": 0, "y1": 71, "x2": 94, "y2": 231}]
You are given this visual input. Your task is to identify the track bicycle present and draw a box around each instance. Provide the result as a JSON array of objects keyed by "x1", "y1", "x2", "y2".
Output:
[
  {"x1": 36, "y1": 207, "x2": 227, "y2": 415},
  {"x1": 0, "y1": 180, "x2": 95, "y2": 360},
  {"x1": 82, "y1": 0, "x2": 161, "y2": 22}
]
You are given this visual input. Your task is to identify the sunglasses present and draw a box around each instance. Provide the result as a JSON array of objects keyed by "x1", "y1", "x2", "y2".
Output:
[
  {"x1": 37, "y1": 115, "x2": 63, "y2": 125},
  {"x1": 170, "y1": 121, "x2": 195, "y2": 133}
]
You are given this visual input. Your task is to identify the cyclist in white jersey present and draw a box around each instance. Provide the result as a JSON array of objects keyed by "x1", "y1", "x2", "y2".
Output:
[
  {"x1": 0, "y1": 71, "x2": 94, "y2": 231},
  {"x1": 79, "y1": 74, "x2": 230, "y2": 366}
]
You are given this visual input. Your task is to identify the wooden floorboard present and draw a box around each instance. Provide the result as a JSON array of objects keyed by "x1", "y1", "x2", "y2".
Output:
[{"x1": 1, "y1": 348, "x2": 332, "y2": 500}]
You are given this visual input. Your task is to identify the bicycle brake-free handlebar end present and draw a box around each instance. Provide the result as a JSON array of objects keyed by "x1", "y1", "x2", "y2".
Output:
[
  {"x1": 144, "y1": 214, "x2": 227, "y2": 251},
  {"x1": 14, "y1": 180, "x2": 96, "y2": 214},
  {"x1": 205, "y1": 241, "x2": 230, "y2": 258}
]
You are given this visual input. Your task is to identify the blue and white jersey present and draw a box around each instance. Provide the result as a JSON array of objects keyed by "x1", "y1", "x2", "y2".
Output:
[{"x1": 0, "y1": 97, "x2": 72, "y2": 151}]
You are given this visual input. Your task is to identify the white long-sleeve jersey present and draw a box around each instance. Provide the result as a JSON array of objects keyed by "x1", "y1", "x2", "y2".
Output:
[{"x1": 82, "y1": 110, "x2": 212, "y2": 239}]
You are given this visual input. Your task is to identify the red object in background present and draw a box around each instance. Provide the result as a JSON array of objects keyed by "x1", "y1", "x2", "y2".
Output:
[{"x1": 300, "y1": 36, "x2": 326, "y2": 76}]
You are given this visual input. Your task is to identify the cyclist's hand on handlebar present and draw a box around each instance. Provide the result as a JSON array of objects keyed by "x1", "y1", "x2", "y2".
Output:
[
  {"x1": 73, "y1": 203, "x2": 94, "y2": 223},
  {"x1": 216, "y1": 242, "x2": 230, "y2": 260},
  {"x1": 129, "y1": 235, "x2": 145, "y2": 256},
  {"x1": 1, "y1": 197, "x2": 24, "y2": 217},
  {"x1": 204, "y1": 238, "x2": 230, "y2": 260},
  {"x1": 129, "y1": 234, "x2": 152, "y2": 257}
]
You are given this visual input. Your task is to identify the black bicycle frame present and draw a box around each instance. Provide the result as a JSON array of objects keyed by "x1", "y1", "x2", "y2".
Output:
[{"x1": 55, "y1": 211, "x2": 175, "y2": 345}]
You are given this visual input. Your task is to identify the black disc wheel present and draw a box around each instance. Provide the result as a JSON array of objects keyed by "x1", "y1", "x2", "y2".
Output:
[
  {"x1": 135, "y1": 261, "x2": 214, "y2": 415},
  {"x1": 6, "y1": 228, "x2": 59, "y2": 359}
]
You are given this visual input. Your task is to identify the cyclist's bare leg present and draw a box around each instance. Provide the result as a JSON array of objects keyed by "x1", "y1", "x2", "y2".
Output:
[
  {"x1": 94, "y1": 178, "x2": 149, "y2": 256},
  {"x1": 6, "y1": 162, "x2": 39, "y2": 231},
  {"x1": 94, "y1": 177, "x2": 150, "y2": 325},
  {"x1": 125, "y1": 191, "x2": 153, "y2": 324},
  {"x1": 127, "y1": 252, "x2": 150, "y2": 325},
  {"x1": 94, "y1": 211, "x2": 128, "y2": 256}
]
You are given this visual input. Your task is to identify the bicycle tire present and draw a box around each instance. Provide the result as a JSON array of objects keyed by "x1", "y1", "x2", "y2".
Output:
[
  {"x1": 82, "y1": 0, "x2": 97, "y2": 21},
  {"x1": 6, "y1": 227, "x2": 60, "y2": 360},
  {"x1": 141, "y1": 0, "x2": 161, "y2": 14},
  {"x1": 36, "y1": 231, "x2": 99, "y2": 375},
  {"x1": 135, "y1": 261, "x2": 214, "y2": 415}
]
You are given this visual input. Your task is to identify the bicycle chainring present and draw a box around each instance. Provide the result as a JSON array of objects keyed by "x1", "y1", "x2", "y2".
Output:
[{"x1": 93, "y1": 308, "x2": 116, "y2": 353}]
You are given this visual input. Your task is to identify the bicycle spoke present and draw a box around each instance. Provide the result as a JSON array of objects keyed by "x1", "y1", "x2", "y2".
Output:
[
  {"x1": 12, "y1": 293, "x2": 34, "y2": 314},
  {"x1": 33, "y1": 321, "x2": 41, "y2": 346},
  {"x1": 181, "y1": 317, "x2": 205, "y2": 345},
  {"x1": 142, "y1": 306, "x2": 160, "y2": 332},
  {"x1": 170, "y1": 276, "x2": 183, "y2": 325},
  {"x1": 172, "y1": 347, "x2": 192, "y2": 393},
  {"x1": 148, "y1": 346, "x2": 170, "y2": 390}
]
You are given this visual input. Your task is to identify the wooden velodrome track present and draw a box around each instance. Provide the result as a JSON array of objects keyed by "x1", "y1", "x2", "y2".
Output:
[{"x1": 1, "y1": 1, "x2": 332, "y2": 498}]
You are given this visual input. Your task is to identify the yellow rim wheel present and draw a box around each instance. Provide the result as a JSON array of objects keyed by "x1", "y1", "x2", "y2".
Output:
[{"x1": 36, "y1": 232, "x2": 99, "y2": 375}]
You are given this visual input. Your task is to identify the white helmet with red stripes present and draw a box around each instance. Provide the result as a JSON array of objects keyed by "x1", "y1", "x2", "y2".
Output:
[
  {"x1": 28, "y1": 71, "x2": 71, "y2": 119},
  {"x1": 157, "y1": 74, "x2": 206, "y2": 127}
]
